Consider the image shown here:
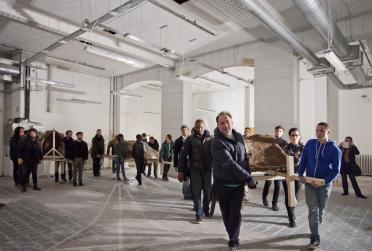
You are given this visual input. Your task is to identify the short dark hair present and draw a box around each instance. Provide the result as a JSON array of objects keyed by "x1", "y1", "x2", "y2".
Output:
[
  {"x1": 275, "y1": 125, "x2": 284, "y2": 130},
  {"x1": 317, "y1": 122, "x2": 330, "y2": 129},
  {"x1": 29, "y1": 128, "x2": 37, "y2": 134},
  {"x1": 345, "y1": 136, "x2": 353, "y2": 142},
  {"x1": 76, "y1": 132, "x2": 83, "y2": 136},
  {"x1": 116, "y1": 134, "x2": 124, "y2": 141},
  {"x1": 216, "y1": 111, "x2": 232, "y2": 122},
  {"x1": 66, "y1": 130, "x2": 72, "y2": 135},
  {"x1": 181, "y1": 125, "x2": 189, "y2": 130},
  {"x1": 195, "y1": 119, "x2": 204, "y2": 125},
  {"x1": 96, "y1": 129, "x2": 102, "y2": 132},
  {"x1": 288, "y1": 128, "x2": 299, "y2": 136},
  {"x1": 166, "y1": 134, "x2": 173, "y2": 142},
  {"x1": 150, "y1": 136, "x2": 155, "y2": 140},
  {"x1": 136, "y1": 134, "x2": 142, "y2": 140},
  {"x1": 142, "y1": 133, "x2": 147, "y2": 137}
]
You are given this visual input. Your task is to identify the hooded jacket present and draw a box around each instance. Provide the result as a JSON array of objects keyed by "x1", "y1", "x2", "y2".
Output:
[
  {"x1": 299, "y1": 139, "x2": 341, "y2": 184},
  {"x1": 212, "y1": 128, "x2": 253, "y2": 185}
]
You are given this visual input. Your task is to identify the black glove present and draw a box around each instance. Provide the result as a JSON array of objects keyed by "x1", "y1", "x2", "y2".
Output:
[{"x1": 247, "y1": 177, "x2": 257, "y2": 189}]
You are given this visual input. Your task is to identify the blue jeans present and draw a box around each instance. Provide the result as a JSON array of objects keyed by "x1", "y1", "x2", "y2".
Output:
[
  {"x1": 114, "y1": 158, "x2": 126, "y2": 179},
  {"x1": 305, "y1": 183, "x2": 332, "y2": 241}
]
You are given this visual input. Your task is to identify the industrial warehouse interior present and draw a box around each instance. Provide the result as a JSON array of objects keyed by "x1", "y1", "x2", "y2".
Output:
[{"x1": 0, "y1": 0, "x2": 372, "y2": 250}]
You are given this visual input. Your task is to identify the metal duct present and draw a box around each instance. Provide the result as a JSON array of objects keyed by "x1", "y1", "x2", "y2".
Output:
[
  {"x1": 292, "y1": 0, "x2": 370, "y2": 86},
  {"x1": 0, "y1": 63, "x2": 19, "y2": 76}
]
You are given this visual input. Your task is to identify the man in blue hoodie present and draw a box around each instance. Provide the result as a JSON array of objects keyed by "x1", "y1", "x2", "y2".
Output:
[{"x1": 299, "y1": 122, "x2": 341, "y2": 250}]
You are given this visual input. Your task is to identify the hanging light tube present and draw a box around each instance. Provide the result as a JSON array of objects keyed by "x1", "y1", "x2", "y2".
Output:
[
  {"x1": 111, "y1": 91, "x2": 143, "y2": 99},
  {"x1": 316, "y1": 49, "x2": 347, "y2": 72},
  {"x1": 27, "y1": 76, "x2": 75, "y2": 88},
  {"x1": 198, "y1": 76, "x2": 232, "y2": 87},
  {"x1": 84, "y1": 45, "x2": 146, "y2": 68},
  {"x1": 176, "y1": 75, "x2": 211, "y2": 88}
]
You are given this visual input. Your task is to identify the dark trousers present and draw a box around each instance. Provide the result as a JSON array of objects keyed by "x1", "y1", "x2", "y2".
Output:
[
  {"x1": 134, "y1": 159, "x2": 145, "y2": 184},
  {"x1": 112, "y1": 159, "x2": 116, "y2": 174},
  {"x1": 24, "y1": 162, "x2": 38, "y2": 187},
  {"x1": 215, "y1": 183, "x2": 245, "y2": 248},
  {"x1": 12, "y1": 161, "x2": 20, "y2": 185},
  {"x1": 93, "y1": 158, "x2": 101, "y2": 176},
  {"x1": 282, "y1": 180, "x2": 301, "y2": 220},
  {"x1": 162, "y1": 164, "x2": 170, "y2": 179},
  {"x1": 262, "y1": 180, "x2": 281, "y2": 204},
  {"x1": 190, "y1": 169, "x2": 212, "y2": 217},
  {"x1": 341, "y1": 171, "x2": 362, "y2": 196},
  {"x1": 63, "y1": 161, "x2": 73, "y2": 181}
]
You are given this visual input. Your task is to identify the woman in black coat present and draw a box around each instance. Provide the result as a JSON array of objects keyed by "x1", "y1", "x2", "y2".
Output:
[
  {"x1": 9, "y1": 126, "x2": 25, "y2": 186},
  {"x1": 339, "y1": 137, "x2": 367, "y2": 199}
]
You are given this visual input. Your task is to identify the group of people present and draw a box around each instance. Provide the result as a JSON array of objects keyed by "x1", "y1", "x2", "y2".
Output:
[
  {"x1": 7, "y1": 111, "x2": 368, "y2": 251},
  {"x1": 10, "y1": 127, "x2": 89, "y2": 191}
]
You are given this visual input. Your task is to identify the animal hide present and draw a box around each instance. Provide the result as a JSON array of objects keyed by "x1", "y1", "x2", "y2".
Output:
[
  {"x1": 246, "y1": 134, "x2": 287, "y2": 172},
  {"x1": 41, "y1": 130, "x2": 64, "y2": 155},
  {"x1": 124, "y1": 141, "x2": 159, "y2": 161}
]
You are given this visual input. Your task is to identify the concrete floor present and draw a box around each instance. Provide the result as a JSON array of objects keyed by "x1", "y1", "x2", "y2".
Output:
[{"x1": 0, "y1": 167, "x2": 371, "y2": 251}]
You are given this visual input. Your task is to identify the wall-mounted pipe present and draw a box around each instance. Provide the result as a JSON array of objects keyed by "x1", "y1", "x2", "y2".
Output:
[{"x1": 0, "y1": 63, "x2": 19, "y2": 76}]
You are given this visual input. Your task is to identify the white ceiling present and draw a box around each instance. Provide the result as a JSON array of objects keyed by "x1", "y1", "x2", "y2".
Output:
[{"x1": 0, "y1": 0, "x2": 372, "y2": 79}]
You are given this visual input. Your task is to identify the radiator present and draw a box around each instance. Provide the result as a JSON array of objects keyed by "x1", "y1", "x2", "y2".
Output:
[{"x1": 356, "y1": 155, "x2": 372, "y2": 176}]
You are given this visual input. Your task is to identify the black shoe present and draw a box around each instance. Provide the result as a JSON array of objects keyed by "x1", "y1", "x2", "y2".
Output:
[
  {"x1": 262, "y1": 198, "x2": 269, "y2": 207},
  {"x1": 307, "y1": 240, "x2": 320, "y2": 249},
  {"x1": 204, "y1": 211, "x2": 211, "y2": 218},
  {"x1": 33, "y1": 186, "x2": 41, "y2": 191},
  {"x1": 0, "y1": 203, "x2": 5, "y2": 208},
  {"x1": 73, "y1": 182, "x2": 78, "y2": 187},
  {"x1": 357, "y1": 194, "x2": 367, "y2": 199},
  {"x1": 79, "y1": 182, "x2": 84, "y2": 186},
  {"x1": 289, "y1": 218, "x2": 296, "y2": 228},
  {"x1": 272, "y1": 203, "x2": 279, "y2": 211},
  {"x1": 196, "y1": 216, "x2": 202, "y2": 224},
  {"x1": 21, "y1": 186, "x2": 26, "y2": 193},
  {"x1": 341, "y1": 192, "x2": 349, "y2": 196},
  {"x1": 117, "y1": 178, "x2": 122, "y2": 181}
]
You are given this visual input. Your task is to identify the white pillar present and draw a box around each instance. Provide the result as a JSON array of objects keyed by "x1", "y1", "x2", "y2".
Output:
[
  {"x1": 244, "y1": 86, "x2": 254, "y2": 128},
  {"x1": 161, "y1": 76, "x2": 192, "y2": 141}
]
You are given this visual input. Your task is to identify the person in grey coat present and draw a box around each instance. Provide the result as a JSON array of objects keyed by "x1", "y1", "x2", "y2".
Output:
[{"x1": 114, "y1": 134, "x2": 128, "y2": 182}]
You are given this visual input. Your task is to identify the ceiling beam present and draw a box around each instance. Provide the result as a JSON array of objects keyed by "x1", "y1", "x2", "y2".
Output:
[{"x1": 0, "y1": 1, "x2": 174, "y2": 68}]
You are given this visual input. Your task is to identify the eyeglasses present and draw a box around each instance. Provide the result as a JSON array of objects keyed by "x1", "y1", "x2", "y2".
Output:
[{"x1": 290, "y1": 134, "x2": 300, "y2": 137}]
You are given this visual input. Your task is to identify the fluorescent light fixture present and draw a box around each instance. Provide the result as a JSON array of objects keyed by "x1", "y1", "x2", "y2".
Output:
[
  {"x1": 177, "y1": 75, "x2": 211, "y2": 88},
  {"x1": 196, "y1": 108, "x2": 216, "y2": 113},
  {"x1": 84, "y1": 46, "x2": 145, "y2": 68},
  {"x1": 109, "y1": 10, "x2": 120, "y2": 16},
  {"x1": 27, "y1": 76, "x2": 75, "y2": 88},
  {"x1": 144, "y1": 111, "x2": 161, "y2": 115},
  {"x1": 56, "y1": 97, "x2": 101, "y2": 104},
  {"x1": 198, "y1": 76, "x2": 231, "y2": 87},
  {"x1": 111, "y1": 91, "x2": 142, "y2": 99},
  {"x1": 57, "y1": 40, "x2": 67, "y2": 44},
  {"x1": 316, "y1": 49, "x2": 347, "y2": 72}
]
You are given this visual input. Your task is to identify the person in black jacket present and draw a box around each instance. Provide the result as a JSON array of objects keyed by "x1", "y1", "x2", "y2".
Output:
[
  {"x1": 91, "y1": 129, "x2": 105, "y2": 177},
  {"x1": 282, "y1": 128, "x2": 304, "y2": 227},
  {"x1": 212, "y1": 111, "x2": 256, "y2": 250},
  {"x1": 159, "y1": 134, "x2": 175, "y2": 181},
  {"x1": 63, "y1": 130, "x2": 74, "y2": 183},
  {"x1": 178, "y1": 119, "x2": 213, "y2": 224},
  {"x1": 174, "y1": 125, "x2": 192, "y2": 200},
  {"x1": 147, "y1": 136, "x2": 160, "y2": 177},
  {"x1": 132, "y1": 134, "x2": 145, "y2": 185},
  {"x1": 262, "y1": 125, "x2": 288, "y2": 211},
  {"x1": 9, "y1": 126, "x2": 25, "y2": 187},
  {"x1": 72, "y1": 132, "x2": 88, "y2": 186},
  {"x1": 339, "y1": 137, "x2": 367, "y2": 199},
  {"x1": 17, "y1": 128, "x2": 43, "y2": 192}
]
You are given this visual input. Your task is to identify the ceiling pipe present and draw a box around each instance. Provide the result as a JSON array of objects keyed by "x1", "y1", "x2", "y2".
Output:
[
  {"x1": 292, "y1": 0, "x2": 370, "y2": 87},
  {"x1": 234, "y1": 0, "x2": 370, "y2": 89}
]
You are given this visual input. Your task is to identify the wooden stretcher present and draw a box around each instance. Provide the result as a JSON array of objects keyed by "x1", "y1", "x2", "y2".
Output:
[{"x1": 42, "y1": 130, "x2": 71, "y2": 163}]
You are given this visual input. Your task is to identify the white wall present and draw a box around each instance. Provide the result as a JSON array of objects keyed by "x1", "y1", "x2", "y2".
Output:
[
  {"x1": 29, "y1": 65, "x2": 111, "y2": 142},
  {"x1": 192, "y1": 87, "x2": 246, "y2": 135},
  {"x1": 120, "y1": 87, "x2": 161, "y2": 141},
  {"x1": 338, "y1": 88, "x2": 372, "y2": 154}
]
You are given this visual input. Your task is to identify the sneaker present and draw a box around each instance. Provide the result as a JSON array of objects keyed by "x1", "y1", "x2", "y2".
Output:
[
  {"x1": 33, "y1": 186, "x2": 41, "y2": 191},
  {"x1": 195, "y1": 216, "x2": 202, "y2": 224},
  {"x1": 341, "y1": 192, "x2": 349, "y2": 196},
  {"x1": 307, "y1": 240, "x2": 320, "y2": 250},
  {"x1": 73, "y1": 182, "x2": 78, "y2": 187},
  {"x1": 79, "y1": 182, "x2": 84, "y2": 186},
  {"x1": 262, "y1": 198, "x2": 269, "y2": 207}
]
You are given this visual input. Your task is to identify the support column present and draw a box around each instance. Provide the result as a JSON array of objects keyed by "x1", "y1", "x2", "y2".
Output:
[
  {"x1": 0, "y1": 82, "x2": 5, "y2": 176},
  {"x1": 244, "y1": 86, "x2": 254, "y2": 128},
  {"x1": 254, "y1": 45, "x2": 299, "y2": 137},
  {"x1": 161, "y1": 75, "x2": 192, "y2": 141}
]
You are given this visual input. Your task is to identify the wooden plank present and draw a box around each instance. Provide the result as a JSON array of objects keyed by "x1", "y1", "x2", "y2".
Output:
[{"x1": 286, "y1": 156, "x2": 297, "y2": 207}]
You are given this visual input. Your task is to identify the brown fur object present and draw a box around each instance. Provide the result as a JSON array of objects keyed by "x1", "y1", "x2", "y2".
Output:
[
  {"x1": 124, "y1": 141, "x2": 158, "y2": 161},
  {"x1": 41, "y1": 130, "x2": 64, "y2": 155},
  {"x1": 246, "y1": 134, "x2": 287, "y2": 172}
]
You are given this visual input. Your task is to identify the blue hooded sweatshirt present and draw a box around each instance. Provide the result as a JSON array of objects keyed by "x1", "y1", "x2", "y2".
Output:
[{"x1": 298, "y1": 139, "x2": 341, "y2": 184}]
